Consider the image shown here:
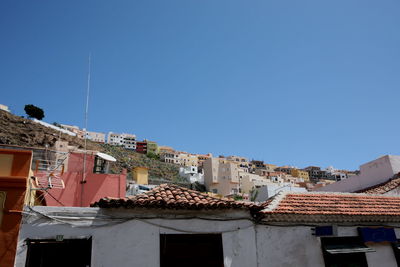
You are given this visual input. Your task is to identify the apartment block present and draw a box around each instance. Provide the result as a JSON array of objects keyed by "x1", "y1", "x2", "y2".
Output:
[
  {"x1": 108, "y1": 132, "x2": 137, "y2": 150},
  {"x1": 203, "y1": 158, "x2": 240, "y2": 196},
  {"x1": 136, "y1": 141, "x2": 147, "y2": 154},
  {"x1": 196, "y1": 153, "x2": 213, "y2": 168},
  {"x1": 160, "y1": 150, "x2": 179, "y2": 164}
]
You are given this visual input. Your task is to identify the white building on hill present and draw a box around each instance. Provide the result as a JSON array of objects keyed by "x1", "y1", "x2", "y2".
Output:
[{"x1": 107, "y1": 132, "x2": 136, "y2": 150}]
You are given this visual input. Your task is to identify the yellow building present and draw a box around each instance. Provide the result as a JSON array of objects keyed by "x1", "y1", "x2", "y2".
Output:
[
  {"x1": 291, "y1": 169, "x2": 310, "y2": 181},
  {"x1": 132, "y1": 167, "x2": 149, "y2": 185}
]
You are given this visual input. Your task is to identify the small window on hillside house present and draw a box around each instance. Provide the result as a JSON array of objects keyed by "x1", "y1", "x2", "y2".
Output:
[
  {"x1": 160, "y1": 234, "x2": 223, "y2": 267},
  {"x1": 93, "y1": 156, "x2": 108, "y2": 174}
]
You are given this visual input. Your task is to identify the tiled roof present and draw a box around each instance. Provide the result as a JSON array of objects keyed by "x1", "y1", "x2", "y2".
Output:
[
  {"x1": 261, "y1": 192, "x2": 400, "y2": 223},
  {"x1": 93, "y1": 184, "x2": 259, "y2": 210},
  {"x1": 357, "y1": 173, "x2": 400, "y2": 194}
]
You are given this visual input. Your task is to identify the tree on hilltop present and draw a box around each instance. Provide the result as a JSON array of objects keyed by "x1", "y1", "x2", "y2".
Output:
[{"x1": 24, "y1": 104, "x2": 45, "y2": 120}]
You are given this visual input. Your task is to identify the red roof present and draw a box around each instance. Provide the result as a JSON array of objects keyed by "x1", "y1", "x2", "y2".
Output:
[
  {"x1": 93, "y1": 184, "x2": 258, "y2": 210},
  {"x1": 261, "y1": 192, "x2": 400, "y2": 222},
  {"x1": 357, "y1": 173, "x2": 400, "y2": 194}
]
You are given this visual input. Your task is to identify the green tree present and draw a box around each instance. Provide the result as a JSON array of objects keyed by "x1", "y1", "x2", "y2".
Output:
[{"x1": 24, "y1": 104, "x2": 45, "y2": 120}]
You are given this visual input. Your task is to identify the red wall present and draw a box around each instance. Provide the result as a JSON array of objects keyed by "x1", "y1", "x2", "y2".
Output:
[{"x1": 43, "y1": 153, "x2": 126, "y2": 207}]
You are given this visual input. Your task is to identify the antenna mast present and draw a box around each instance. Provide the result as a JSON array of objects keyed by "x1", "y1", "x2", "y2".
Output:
[{"x1": 81, "y1": 53, "x2": 91, "y2": 206}]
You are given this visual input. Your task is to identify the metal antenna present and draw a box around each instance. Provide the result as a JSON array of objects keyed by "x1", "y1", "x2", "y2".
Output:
[{"x1": 81, "y1": 53, "x2": 91, "y2": 206}]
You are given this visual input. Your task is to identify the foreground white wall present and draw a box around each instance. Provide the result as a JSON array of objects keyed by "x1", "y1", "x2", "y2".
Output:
[
  {"x1": 257, "y1": 225, "x2": 399, "y2": 267},
  {"x1": 15, "y1": 207, "x2": 400, "y2": 267},
  {"x1": 15, "y1": 207, "x2": 257, "y2": 267},
  {"x1": 256, "y1": 225, "x2": 325, "y2": 267}
]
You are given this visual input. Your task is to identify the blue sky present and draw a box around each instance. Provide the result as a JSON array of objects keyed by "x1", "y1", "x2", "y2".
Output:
[{"x1": 1, "y1": 0, "x2": 399, "y2": 170}]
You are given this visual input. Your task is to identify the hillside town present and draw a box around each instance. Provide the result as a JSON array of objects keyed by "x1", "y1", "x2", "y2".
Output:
[{"x1": 2, "y1": 104, "x2": 400, "y2": 267}]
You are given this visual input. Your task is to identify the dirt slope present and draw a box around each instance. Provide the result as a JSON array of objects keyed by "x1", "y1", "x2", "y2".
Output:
[{"x1": 0, "y1": 110, "x2": 180, "y2": 180}]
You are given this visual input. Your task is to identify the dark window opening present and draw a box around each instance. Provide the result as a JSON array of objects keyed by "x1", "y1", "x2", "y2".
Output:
[
  {"x1": 93, "y1": 156, "x2": 108, "y2": 174},
  {"x1": 25, "y1": 238, "x2": 92, "y2": 267},
  {"x1": 321, "y1": 236, "x2": 369, "y2": 267},
  {"x1": 160, "y1": 234, "x2": 223, "y2": 267}
]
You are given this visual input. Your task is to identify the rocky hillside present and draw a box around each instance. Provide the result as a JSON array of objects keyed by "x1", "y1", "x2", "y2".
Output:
[{"x1": 0, "y1": 110, "x2": 180, "y2": 181}]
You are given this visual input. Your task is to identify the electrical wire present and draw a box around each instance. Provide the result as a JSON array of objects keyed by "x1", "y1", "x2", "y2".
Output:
[{"x1": 23, "y1": 207, "x2": 255, "y2": 233}]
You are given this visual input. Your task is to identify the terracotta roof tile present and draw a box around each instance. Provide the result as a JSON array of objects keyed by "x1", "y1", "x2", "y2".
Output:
[
  {"x1": 261, "y1": 192, "x2": 400, "y2": 222},
  {"x1": 92, "y1": 184, "x2": 259, "y2": 210},
  {"x1": 357, "y1": 173, "x2": 400, "y2": 194}
]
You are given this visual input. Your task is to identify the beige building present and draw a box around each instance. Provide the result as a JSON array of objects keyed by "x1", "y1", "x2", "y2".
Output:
[
  {"x1": 160, "y1": 150, "x2": 179, "y2": 164},
  {"x1": 132, "y1": 167, "x2": 149, "y2": 185},
  {"x1": 226, "y1": 155, "x2": 248, "y2": 164},
  {"x1": 86, "y1": 131, "x2": 106, "y2": 143},
  {"x1": 196, "y1": 153, "x2": 213, "y2": 167},
  {"x1": 203, "y1": 158, "x2": 240, "y2": 196},
  {"x1": 264, "y1": 164, "x2": 277, "y2": 172},
  {"x1": 61, "y1": 124, "x2": 85, "y2": 139},
  {"x1": 176, "y1": 153, "x2": 198, "y2": 167},
  {"x1": 291, "y1": 168, "x2": 310, "y2": 181},
  {"x1": 159, "y1": 146, "x2": 175, "y2": 154},
  {"x1": 239, "y1": 172, "x2": 269, "y2": 194}
]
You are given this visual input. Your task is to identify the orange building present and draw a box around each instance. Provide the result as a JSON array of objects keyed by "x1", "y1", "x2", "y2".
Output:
[{"x1": 0, "y1": 149, "x2": 33, "y2": 267}]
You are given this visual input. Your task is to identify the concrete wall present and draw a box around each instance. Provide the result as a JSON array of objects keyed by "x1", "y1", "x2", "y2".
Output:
[
  {"x1": 317, "y1": 155, "x2": 400, "y2": 192},
  {"x1": 15, "y1": 207, "x2": 257, "y2": 267}
]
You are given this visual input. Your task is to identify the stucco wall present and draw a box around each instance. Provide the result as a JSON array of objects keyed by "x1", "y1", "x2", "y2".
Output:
[
  {"x1": 257, "y1": 225, "x2": 400, "y2": 267},
  {"x1": 43, "y1": 153, "x2": 126, "y2": 207},
  {"x1": 15, "y1": 207, "x2": 257, "y2": 267},
  {"x1": 15, "y1": 207, "x2": 400, "y2": 267}
]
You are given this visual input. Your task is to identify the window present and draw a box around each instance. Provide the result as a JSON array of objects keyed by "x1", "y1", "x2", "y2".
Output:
[
  {"x1": 93, "y1": 156, "x2": 107, "y2": 174},
  {"x1": 160, "y1": 234, "x2": 223, "y2": 267},
  {"x1": 321, "y1": 237, "x2": 371, "y2": 267},
  {"x1": 25, "y1": 238, "x2": 92, "y2": 267}
]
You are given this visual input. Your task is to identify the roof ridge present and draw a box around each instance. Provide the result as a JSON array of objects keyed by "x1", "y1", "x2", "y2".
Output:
[{"x1": 262, "y1": 191, "x2": 289, "y2": 212}]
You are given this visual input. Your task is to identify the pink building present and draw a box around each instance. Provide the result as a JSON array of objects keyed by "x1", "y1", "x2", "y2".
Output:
[{"x1": 35, "y1": 151, "x2": 126, "y2": 207}]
